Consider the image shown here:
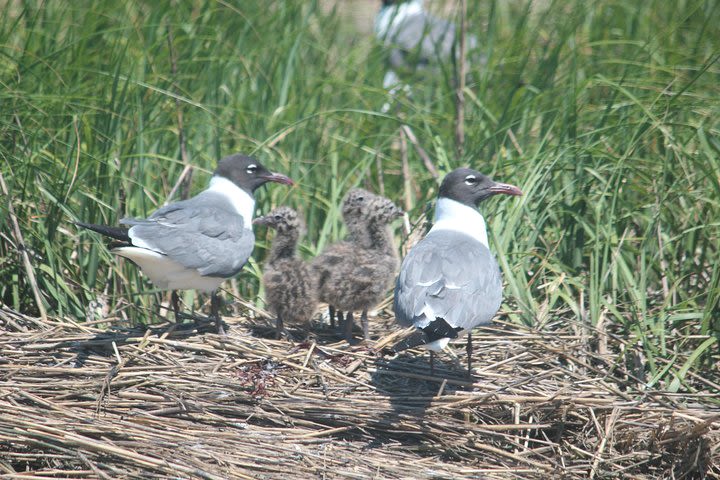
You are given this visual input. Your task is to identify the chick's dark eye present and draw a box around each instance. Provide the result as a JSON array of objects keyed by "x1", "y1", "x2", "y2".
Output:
[
  {"x1": 274, "y1": 214, "x2": 282, "y2": 221},
  {"x1": 465, "y1": 175, "x2": 478, "y2": 186},
  {"x1": 246, "y1": 164, "x2": 258, "y2": 174}
]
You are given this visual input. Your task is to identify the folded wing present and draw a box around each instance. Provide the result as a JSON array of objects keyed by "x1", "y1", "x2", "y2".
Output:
[
  {"x1": 394, "y1": 230, "x2": 502, "y2": 331},
  {"x1": 121, "y1": 197, "x2": 252, "y2": 278}
]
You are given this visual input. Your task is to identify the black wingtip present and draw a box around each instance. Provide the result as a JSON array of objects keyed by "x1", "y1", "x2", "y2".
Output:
[
  {"x1": 392, "y1": 330, "x2": 429, "y2": 353},
  {"x1": 392, "y1": 317, "x2": 463, "y2": 353},
  {"x1": 75, "y1": 221, "x2": 131, "y2": 242}
]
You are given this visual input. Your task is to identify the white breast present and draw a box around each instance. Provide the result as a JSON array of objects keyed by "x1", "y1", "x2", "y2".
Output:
[
  {"x1": 430, "y1": 197, "x2": 489, "y2": 248},
  {"x1": 207, "y1": 176, "x2": 255, "y2": 229}
]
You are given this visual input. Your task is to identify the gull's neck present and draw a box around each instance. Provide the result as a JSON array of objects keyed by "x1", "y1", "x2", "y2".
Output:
[
  {"x1": 207, "y1": 176, "x2": 255, "y2": 229},
  {"x1": 375, "y1": 0, "x2": 424, "y2": 37},
  {"x1": 430, "y1": 197, "x2": 488, "y2": 247}
]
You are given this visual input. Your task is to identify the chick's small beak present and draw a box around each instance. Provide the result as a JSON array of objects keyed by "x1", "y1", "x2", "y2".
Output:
[{"x1": 253, "y1": 217, "x2": 270, "y2": 226}]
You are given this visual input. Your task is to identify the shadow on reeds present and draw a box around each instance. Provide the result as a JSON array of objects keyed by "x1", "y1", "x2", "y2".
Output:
[
  {"x1": 370, "y1": 353, "x2": 470, "y2": 416},
  {"x1": 245, "y1": 319, "x2": 344, "y2": 344},
  {"x1": 57, "y1": 318, "x2": 223, "y2": 368},
  {"x1": 352, "y1": 353, "x2": 475, "y2": 453}
]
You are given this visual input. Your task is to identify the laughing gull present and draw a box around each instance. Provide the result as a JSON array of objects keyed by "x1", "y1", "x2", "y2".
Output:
[
  {"x1": 375, "y1": 0, "x2": 481, "y2": 107},
  {"x1": 77, "y1": 154, "x2": 293, "y2": 334},
  {"x1": 313, "y1": 189, "x2": 403, "y2": 342},
  {"x1": 254, "y1": 207, "x2": 318, "y2": 339},
  {"x1": 392, "y1": 168, "x2": 521, "y2": 372}
]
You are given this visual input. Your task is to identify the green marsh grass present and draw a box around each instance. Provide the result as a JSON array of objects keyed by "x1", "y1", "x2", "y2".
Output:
[{"x1": 1, "y1": 0, "x2": 718, "y2": 393}]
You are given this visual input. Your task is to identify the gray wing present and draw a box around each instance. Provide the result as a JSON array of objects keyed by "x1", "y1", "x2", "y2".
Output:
[
  {"x1": 385, "y1": 12, "x2": 479, "y2": 71},
  {"x1": 394, "y1": 230, "x2": 502, "y2": 330},
  {"x1": 121, "y1": 195, "x2": 253, "y2": 278}
]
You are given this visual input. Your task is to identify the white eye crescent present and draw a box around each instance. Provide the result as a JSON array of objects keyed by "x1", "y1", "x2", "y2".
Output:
[
  {"x1": 465, "y1": 175, "x2": 478, "y2": 186},
  {"x1": 246, "y1": 164, "x2": 258, "y2": 174}
]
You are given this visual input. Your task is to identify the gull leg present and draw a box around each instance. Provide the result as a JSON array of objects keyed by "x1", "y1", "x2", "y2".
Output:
[
  {"x1": 276, "y1": 315, "x2": 284, "y2": 340},
  {"x1": 171, "y1": 291, "x2": 181, "y2": 322},
  {"x1": 211, "y1": 291, "x2": 225, "y2": 335},
  {"x1": 466, "y1": 332, "x2": 473, "y2": 378},
  {"x1": 328, "y1": 305, "x2": 336, "y2": 329},
  {"x1": 336, "y1": 311, "x2": 344, "y2": 334},
  {"x1": 343, "y1": 311, "x2": 354, "y2": 343},
  {"x1": 361, "y1": 310, "x2": 369, "y2": 341}
]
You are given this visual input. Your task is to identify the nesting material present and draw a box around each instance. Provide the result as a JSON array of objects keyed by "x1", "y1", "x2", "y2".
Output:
[
  {"x1": 9, "y1": 182, "x2": 719, "y2": 478},
  {"x1": 1, "y1": 306, "x2": 717, "y2": 480}
]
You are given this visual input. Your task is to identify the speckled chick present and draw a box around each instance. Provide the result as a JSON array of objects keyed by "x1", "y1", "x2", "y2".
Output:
[
  {"x1": 254, "y1": 207, "x2": 318, "y2": 339},
  {"x1": 312, "y1": 188, "x2": 374, "y2": 328},
  {"x1": 313, "y1": 189, "x2": 403, "y2": 342}
]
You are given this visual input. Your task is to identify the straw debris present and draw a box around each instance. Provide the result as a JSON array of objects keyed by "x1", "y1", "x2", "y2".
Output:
[{"x1": 0, "y1": 305, "x2": 718, "y2": 479}]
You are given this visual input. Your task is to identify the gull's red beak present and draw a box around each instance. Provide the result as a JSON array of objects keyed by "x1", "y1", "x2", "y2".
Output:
[
  {"x1": 261, "y1": 172, "x2": 294, "y2": 186},
  {"x1": 489, "y1": 182, "x2": 523, "y2": 196}
]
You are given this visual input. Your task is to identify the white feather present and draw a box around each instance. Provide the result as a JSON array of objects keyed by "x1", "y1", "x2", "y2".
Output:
[
  {"x1": 430, "y1": 197, "x2": 489, "y2": 248},
  {"x1": 113, "y1": 247, "x2": 224, "y2": 292},
  {"x1": 207, "y1": 176, "x2": 255, "y2": 228},
  {"x1": 416, "y1": 308, "x2": 435, "y2": 328},
  {"x1": 127, "y1": 231, "x2": 155, "y2": 252},
  {"x1": 374, "y1": 0, "x2": 424, "y2": 37},
  {"x1": 424, "y1": 337, "x2": 451, "y2": 351}
]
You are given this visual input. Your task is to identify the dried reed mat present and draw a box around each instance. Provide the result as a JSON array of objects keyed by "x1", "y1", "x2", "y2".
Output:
[{"x1": 0, "y1": 305, "x2": 718, "y2": 479}]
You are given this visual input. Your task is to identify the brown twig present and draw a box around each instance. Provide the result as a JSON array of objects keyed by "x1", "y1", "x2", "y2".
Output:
[
  {"x1": 0, "y1": 171, "x2": 47, "y2": 321},
  {"x1": 399, "y1": 126, "x2": 412, "y2": 213},
  {"x1": 401, "y1": 124, "x2": 439, "y2": 179},
  {"x1": 164, "y1": 164, "x2": 194, "y2": 206}
]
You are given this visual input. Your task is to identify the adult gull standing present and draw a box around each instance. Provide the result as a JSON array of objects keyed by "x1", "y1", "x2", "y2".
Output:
[
  {"x1": 392, "y1": 168, "x2": 521, "y2": 372},
  {"x1": 77, "y1": 153, "x2": 293, "y2": 334}
]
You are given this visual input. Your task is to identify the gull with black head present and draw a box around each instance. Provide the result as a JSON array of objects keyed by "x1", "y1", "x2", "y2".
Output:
[
  {"x1": 392, "y1": 168, "x2": 522, "y2": 373},
  {"x1": 76, "y1": 154, "x2": 294, "y2": 334}
]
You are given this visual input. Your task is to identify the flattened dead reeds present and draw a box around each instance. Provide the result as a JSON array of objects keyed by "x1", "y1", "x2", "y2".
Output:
[{"x1": 0, "y1": 306, "x2": 718, "y2": 479}]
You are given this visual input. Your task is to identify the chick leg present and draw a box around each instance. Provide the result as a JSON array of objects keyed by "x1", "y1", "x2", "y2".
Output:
[{"x1": 211, "y1": 291, "x2": 225, "y2": 335}]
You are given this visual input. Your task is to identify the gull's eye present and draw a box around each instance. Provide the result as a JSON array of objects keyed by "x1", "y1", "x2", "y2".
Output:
[
  {"x1": 246, "y1": 164, "x2": 258, "y2": 174},
  {"x1": 465, "y1": 175, "x2": 478, "y2": 186},
  {"x1": 274, "y1": 214, "x2": 282, "y2": 221}
]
